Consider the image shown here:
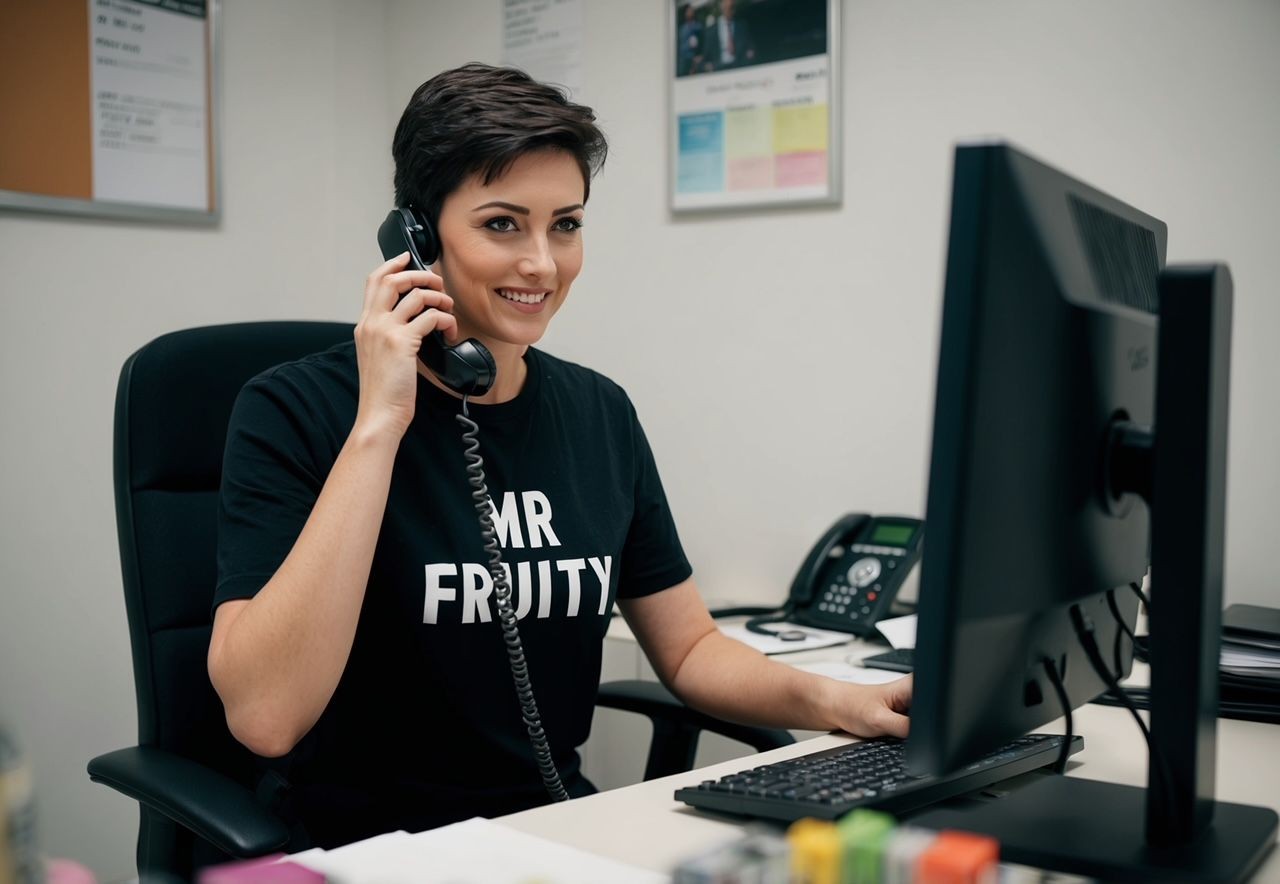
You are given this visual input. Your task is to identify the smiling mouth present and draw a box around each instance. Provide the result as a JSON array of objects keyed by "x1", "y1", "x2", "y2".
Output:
[{"x1": 496, "y1": 288, "x2": 549, "y2": 305}]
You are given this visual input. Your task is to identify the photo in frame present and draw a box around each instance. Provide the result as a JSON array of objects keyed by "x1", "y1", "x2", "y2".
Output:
[{"x1": 669, "y1": 0, "x2": 840, "y2": 212}]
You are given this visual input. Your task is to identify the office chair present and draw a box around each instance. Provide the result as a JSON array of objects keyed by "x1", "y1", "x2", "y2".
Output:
[{"x1": 87, "y1": 322, "x2": 794, "y2": 879}]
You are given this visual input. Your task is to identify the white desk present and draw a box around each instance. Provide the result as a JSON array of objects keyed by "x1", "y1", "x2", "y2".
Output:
[
  {"x1": 502, "y1": 622, "x2": 1280, "y2": 882},
  {"x1": 289, "y1": 620, "x2": 1280, "y2": 882}
]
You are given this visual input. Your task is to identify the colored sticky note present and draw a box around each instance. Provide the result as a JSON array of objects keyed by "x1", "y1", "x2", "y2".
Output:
[
  {"x1": 725, "y1": 106, "x2": 773, "y2": 158},
  {"x1": 773, "y1": 103, "x2": 829, "y2": 154},
  {"x1": 727, "y1": 156, "x2": 773, "y2": 190},
  {"x1": 677, "y1": 111, "x2": 725, "y2": 193},
  {"x1": 775, "y1": 151, "x2": 827, "y2": 187}
]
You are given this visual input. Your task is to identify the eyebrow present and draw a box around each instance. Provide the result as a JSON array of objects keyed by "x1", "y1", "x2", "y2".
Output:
[{"x1": 471, "y1": 201, "x2": 584, "y2": 216}]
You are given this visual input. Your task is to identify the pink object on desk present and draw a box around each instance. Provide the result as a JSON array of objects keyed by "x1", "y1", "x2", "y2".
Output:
[
  {"x1": 197, "y1": 855, "x2": 325, "y2": 884},
  {"x1": 45, "y1": 859, "x2": 97, "y2": 884}
]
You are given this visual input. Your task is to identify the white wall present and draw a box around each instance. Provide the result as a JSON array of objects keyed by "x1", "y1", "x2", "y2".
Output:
[
  {"x1": 0, "y1": 1, "x2": 394, "y2": 878},
  {"x1": 388, "y1": 0, "x2": 1280, "y2": 604},
  {"x1": 1, "y1": 0, "x2": 1277, "y2": 878}
]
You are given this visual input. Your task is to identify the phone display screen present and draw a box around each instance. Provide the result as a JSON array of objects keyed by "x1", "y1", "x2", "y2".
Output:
[{"x1": 871, "y1": 522, "x2": 916, "y2": 547}]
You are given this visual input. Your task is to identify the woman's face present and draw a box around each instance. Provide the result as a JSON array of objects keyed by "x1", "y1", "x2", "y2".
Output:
[{"x1": 433, "y1": 150, "x2": 586, "y2": 350}]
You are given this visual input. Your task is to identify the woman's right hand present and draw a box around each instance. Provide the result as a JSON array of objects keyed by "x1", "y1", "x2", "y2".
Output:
[{"x1": 353, "y1": 251, "x2": 457, "y2": 441}]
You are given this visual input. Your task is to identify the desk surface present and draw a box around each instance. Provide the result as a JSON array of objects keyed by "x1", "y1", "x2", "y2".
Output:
[{"x1": 502, "y1": 626, "x2": 1280, "y2": 882}]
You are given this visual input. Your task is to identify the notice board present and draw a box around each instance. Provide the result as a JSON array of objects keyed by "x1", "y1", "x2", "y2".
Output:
[{"x1": 0, "y1": 0, "x2": 219, "y2": 223}]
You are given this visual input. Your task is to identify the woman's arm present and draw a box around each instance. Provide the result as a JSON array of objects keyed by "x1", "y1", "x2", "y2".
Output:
[
  {"x1": 208, "y1": 425, "x2": 400, "y2": 757},
  {"x1": 617, "y1": 578, "x2": 911, "y2": 739},
  {"x1": 207, "y1": 253, "x2": 457, "y2": 758}
]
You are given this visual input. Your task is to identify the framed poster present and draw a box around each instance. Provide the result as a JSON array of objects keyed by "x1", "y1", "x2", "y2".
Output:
[
  {"x1": 669, "y1": 0, "x2": 840, "y2": 213},
  {"x1": 0, "y1": 0, "x2": 221, "y2": 224}
]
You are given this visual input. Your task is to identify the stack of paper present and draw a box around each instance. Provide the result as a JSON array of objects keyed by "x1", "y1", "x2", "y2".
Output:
[
  {"x1": 1221, "y1": 633, "x2": 1280, "y2": 680},
  {"x1": 288, "y1": 817, "x2": 666, "y2": 884}
]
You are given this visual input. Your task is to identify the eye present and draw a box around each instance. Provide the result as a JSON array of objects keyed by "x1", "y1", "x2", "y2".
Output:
[
  {"x1": 484, "y1": 216, "x2": 518, "y2": 233},
  {"x1": 553, "y1": 217, "x2": 583, "y2": 233}
]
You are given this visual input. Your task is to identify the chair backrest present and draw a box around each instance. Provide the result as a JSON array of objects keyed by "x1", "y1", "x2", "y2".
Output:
[{"x1": 114, "y1": 322, "x2": 353, "y2": 779}]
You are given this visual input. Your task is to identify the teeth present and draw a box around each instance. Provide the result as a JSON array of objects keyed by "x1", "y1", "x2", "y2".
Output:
[{"x1": 498, "y1": 289, "x2": 547, "y2": 304}]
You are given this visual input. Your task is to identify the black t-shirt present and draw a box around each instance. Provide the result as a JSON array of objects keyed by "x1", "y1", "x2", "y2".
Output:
[{"x1": 214, "y1": 342, "x2": 692, "y2": 847}]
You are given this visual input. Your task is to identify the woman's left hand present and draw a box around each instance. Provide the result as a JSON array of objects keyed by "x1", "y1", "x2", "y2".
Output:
[{"x1": 827, "y1": 675, "x2": 913, "y2": 739}]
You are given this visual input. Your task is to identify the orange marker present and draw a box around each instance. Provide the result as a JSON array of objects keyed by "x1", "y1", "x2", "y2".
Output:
[{"x1": 916, "y1": 830, "x2": 999, "y2": 884}]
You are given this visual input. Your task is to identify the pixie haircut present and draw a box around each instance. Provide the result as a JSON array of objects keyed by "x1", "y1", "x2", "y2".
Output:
[{"x1": 392, "y1": 63, "x2": 608, "y2": 222}]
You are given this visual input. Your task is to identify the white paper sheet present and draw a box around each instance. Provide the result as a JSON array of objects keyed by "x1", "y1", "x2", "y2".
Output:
[
  {"x1": 90, "y1": 0, "x2": 210, "y2": 210},
  {"x1": 792, "y1": 660, "x2": 907, "y2": 685},
  {"x1": 874, "y1": 613, "x2": 918, "y2": 650},
  {"x1": 292, "y1": 817, "x2": 665, "y2": 883},
  {"x1": 502, "y1": 0, "x2": 584, "y2": 99}
]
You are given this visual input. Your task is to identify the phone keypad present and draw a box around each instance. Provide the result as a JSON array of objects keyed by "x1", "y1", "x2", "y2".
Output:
[
  {"x1": 850, "y1": 544, "x2": 907, "y2": 557},
  {"x1": 819, "y1": 559, "x2": 891, "y2": 624},
  {"x1": 807, "y1": 535, "x2": 918, "y2": 629}
]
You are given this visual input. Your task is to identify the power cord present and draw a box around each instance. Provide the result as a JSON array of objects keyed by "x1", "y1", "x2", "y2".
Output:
[
  {"x1": 1041, "y1": 657, "x2": 1073, "y2": 774},
  {"x1": 457, "y1": 399, "x2": 570, "y2": 803},
  {"x1": 1070, "y1": 602, "x2": 1172, "y2": 809},
  {"x1": 1127, "y1": 581, "x2": 1152, "y2": 664},
  {"x1": 1131, "y1": 580, "x2": 1150, "y2": 613},
  {"x1": 1105, "y1": 589, "x2": 1135, "y2": 675}
]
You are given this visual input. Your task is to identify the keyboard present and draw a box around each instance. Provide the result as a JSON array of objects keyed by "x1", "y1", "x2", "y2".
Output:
[
  {"x1": 859, "y1": 647, "x2": 915, "y2": 673},
  {"x1": 674, "y1": 733, "x2": 1082, "y2": 823}
]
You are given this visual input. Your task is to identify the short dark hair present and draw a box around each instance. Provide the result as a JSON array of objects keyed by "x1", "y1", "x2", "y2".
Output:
[{"x1": 392, "y1": 63, "x2": 608, "y2": 222}]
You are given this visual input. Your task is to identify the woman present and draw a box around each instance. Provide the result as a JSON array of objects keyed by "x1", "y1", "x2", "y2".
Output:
[{"x1": 208, "y1": 63, "x2": 911, "y2": 849}]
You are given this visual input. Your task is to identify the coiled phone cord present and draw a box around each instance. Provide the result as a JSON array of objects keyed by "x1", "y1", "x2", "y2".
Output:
[{"x1": 456, "y1": 399, "x2": 570, "y2": 803}]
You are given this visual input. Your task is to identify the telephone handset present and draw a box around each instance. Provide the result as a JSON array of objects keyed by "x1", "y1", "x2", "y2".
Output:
[
  {"x1": 377, "y1": 207, "x2": 496, "y2": 397},
  {"x1": 749, "y1": 514, "x2": 924, "y2": 640},
  {"x1": 375, "y1": 210, "x2": 567, "y2": 803}
]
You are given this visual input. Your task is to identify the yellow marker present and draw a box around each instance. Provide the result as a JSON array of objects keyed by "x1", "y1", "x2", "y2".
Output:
[{"x1": 788, "y1": 818, "x2": 842, "y2": 884}]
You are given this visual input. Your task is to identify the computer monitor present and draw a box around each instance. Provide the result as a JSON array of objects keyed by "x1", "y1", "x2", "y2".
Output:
[{"x1": 905, "y1": 142, "x2": 1277, "y2": 882}]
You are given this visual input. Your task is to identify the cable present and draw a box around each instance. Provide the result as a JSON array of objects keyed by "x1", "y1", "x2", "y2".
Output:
[
  {"x1": 1070, "y1": 603, "x2": 1173, "y2": 810},
  {"x1": 1105, "y1": 588, "x2": 1148, "y2": 669},
  {"x1": 1071, "y1": 606, "x2": 1152, "y2": 747},
  {"x1": 1106, "y1": 589, "x2": 1133, "y2": 676},
  {"x1": 1108, "y1": 591, "x2": 1140, "y2": 646},
  {"x1": 1131, "y1": 580, "x2": 1150, "y2": 612},
  {"x1": 745, "y1": 606, "x2": 809, "y2": 642},
  {"x1": 1110, "y1": 585, "x2": 1150, "y2": 664},
  {"x1": 456, "y1": 399, "x2": 569, "y2": 803},
  {"x1": 1041, "y1": 657, "x2": 1072, "y2": 775},
  {"x1": 710, "y1": 605, "x2": 784, "y2": 619}
]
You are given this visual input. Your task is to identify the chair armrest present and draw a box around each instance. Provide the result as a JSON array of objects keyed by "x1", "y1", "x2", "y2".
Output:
[
  {"x1": 596, "y1": 679, "x2": 795, "y2": 780},
  {"x1": 88, "y1": 746, "x2": 289, "y2": 858}
]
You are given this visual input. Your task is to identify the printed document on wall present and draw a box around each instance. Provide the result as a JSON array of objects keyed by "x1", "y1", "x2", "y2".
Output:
[
  {"x1": 89, "y1": 0, "x2": 210, "y2": 211},
  {"x1": 502, "y1": 0, "x2": 584, "y2": 100}
]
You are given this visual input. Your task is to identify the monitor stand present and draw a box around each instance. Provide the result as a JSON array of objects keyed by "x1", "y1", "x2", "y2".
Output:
[
  {"x1": 914, "y1": 266, "x2": 1277, "y2": 882},
  {"x1": 913, "y1": 776, "x2": 1275, "y2": 883}
]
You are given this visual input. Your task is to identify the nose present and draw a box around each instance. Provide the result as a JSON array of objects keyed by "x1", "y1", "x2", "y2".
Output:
[{"x1": 518, "y1": 234, "x2": 555, "y2": 280}]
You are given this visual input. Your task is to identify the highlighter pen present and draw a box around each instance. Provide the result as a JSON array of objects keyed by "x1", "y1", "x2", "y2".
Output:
[
  {"x1": 787, "y1": 818, "x2": 843, "y2": 884},
  {"x1": 916, "y1": 830, "x2": 1000, "y2": 884},
  {"x1": 837, "y1": 808, "x2": 897, "y2": 884}
]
